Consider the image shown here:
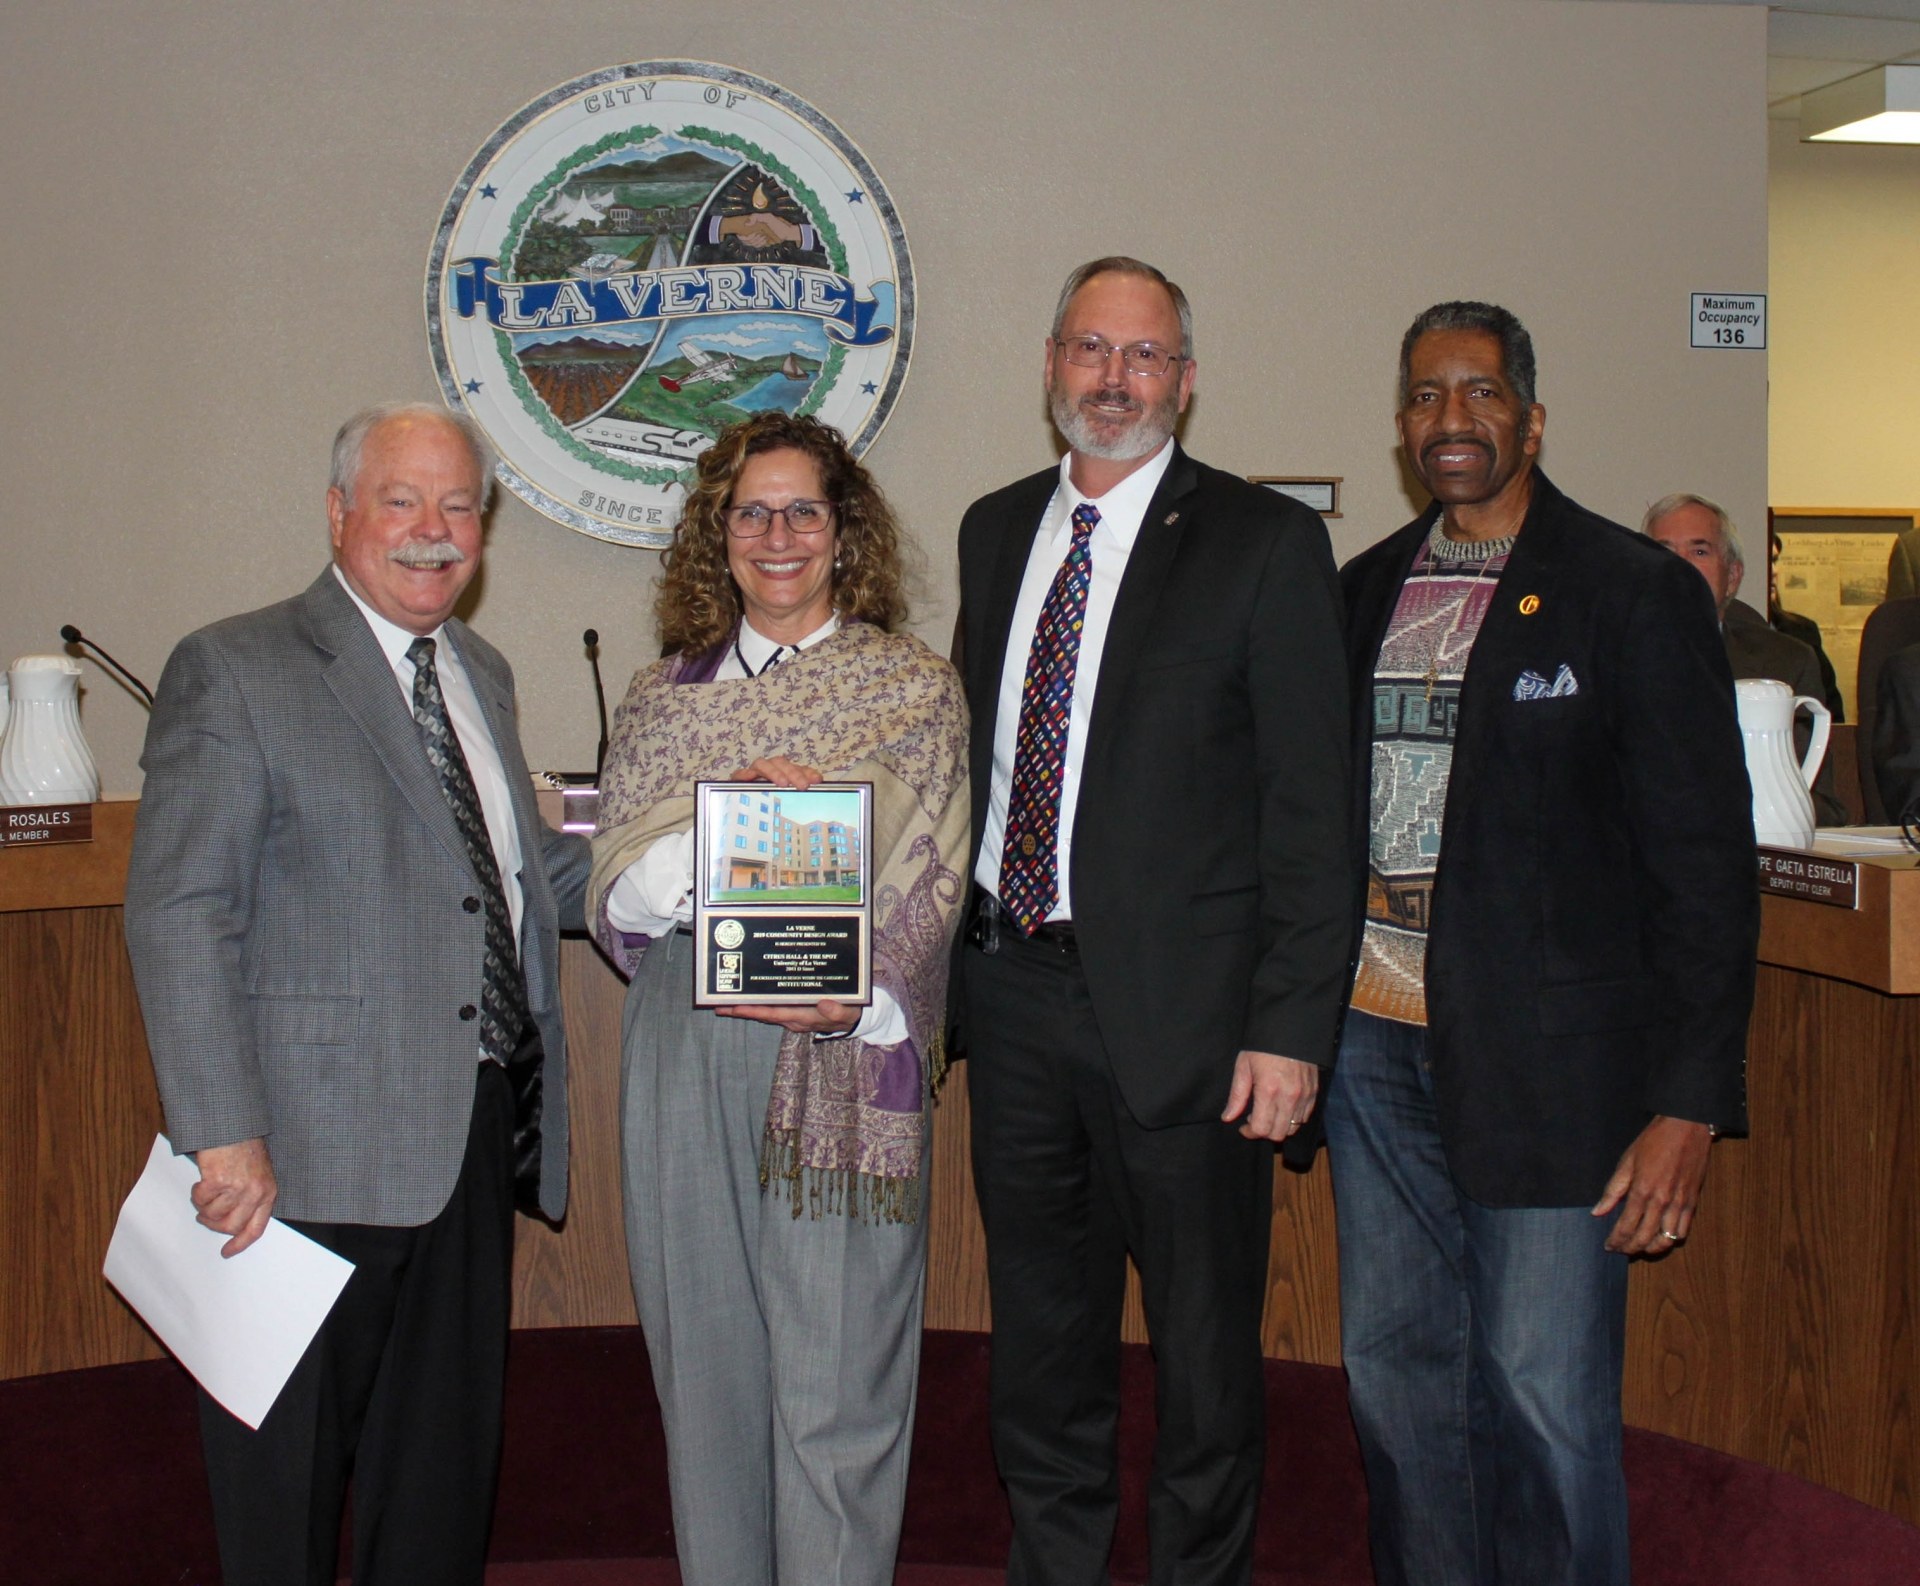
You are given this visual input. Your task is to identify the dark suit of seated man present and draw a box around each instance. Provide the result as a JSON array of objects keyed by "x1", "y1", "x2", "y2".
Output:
[
  {"x1": 1873, "y1": 642, "x2": 1920, "y2": 822},
  {"x1": 125, "y1": 402, "x2": 591, "y2": 1586},
  {"x1": 1644, "y1": 493, "x2": 1846, "y2": 826}
]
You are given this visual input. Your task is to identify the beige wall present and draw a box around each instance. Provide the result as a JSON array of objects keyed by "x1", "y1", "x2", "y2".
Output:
[
  {"x1": 0, "y1": 0, "x2": 1767, "y2": 792},
  {"x1": 1769, "y1": 118, "x2": 1920, "y2": 511}
]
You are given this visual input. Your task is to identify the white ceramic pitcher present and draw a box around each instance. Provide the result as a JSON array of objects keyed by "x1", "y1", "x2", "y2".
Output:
[
  {"x1": 1734, "y1": 677, "x2": 1830, "y2": 848},
  {"x1": 0, "y1": 655, "x2": 100, "y2": 805}
]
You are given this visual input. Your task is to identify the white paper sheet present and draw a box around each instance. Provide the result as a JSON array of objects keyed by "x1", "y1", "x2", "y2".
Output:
[
  {"x1": 103, "y1": 1135, "x2": 354, "y2": 1429},
  {"x1": 1813, "y1": 827, "x2": 1916, "y2": 856}
]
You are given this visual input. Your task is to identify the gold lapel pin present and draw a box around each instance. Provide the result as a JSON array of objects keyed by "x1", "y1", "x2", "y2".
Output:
[{"x1": 1519, "y1": 594, "x2": 1541, "y2": 615}]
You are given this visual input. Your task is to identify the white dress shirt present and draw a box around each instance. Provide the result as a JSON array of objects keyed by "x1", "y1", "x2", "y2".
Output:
[
  {"x1": 604, "y1": 616, "x2": 908, "y2": 1046},
  {"x1": 975, "y1": 437, "x2": 1177, "y2": 921},
  {"x1": 332, "y1": 565, "x2": 525, "y2": 942}
]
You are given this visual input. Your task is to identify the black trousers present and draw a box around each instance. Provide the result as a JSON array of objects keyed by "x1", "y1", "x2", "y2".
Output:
[
  {"x1": 964, "y1": 931, "x2": 1275, "y2": 1586},
  {"x1": 198, "y1": 1061, "x2": 516, "y2": 1586}
]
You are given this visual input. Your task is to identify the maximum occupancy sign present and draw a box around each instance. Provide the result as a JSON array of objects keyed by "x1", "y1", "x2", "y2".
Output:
[{"x1": 427, "y1": 61, "x2": 915, "y2": 548}]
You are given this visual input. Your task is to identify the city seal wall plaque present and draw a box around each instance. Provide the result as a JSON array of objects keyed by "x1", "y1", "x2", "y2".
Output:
[{"x1": 427, "y1": 62, "x2": 914, "y2": 549}]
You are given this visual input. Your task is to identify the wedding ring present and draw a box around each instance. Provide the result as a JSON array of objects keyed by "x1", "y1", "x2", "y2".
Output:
[{"x1": 1659, "y1": 1229, "x2": 1680, "y2": 1242}]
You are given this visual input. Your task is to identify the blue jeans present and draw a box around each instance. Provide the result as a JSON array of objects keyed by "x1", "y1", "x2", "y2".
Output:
[{"x1": 1323, "y1": 1009, "x2": 1630, "y2": 1586}]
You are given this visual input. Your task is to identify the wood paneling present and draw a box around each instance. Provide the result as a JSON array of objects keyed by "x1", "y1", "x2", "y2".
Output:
[
  {"x1": 0, "y1": 906, "x2": 165, "y2": 1378},
  {"x1": 508, "y1": 939, "x2": 638, "y2": 1329},
  {"x1": 1623, "y1": 964, "x2": 1920, "y2": 1515}
]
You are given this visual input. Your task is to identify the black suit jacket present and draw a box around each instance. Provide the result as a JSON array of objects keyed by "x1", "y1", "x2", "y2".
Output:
[
  {"x1": 1872, "y1": 643, "x2": 1920, "y2": 820},
  {"x1": 955, "y1": 445, "x2": 1352, "y2": 1130},
  {"x1": 1341, "y1": 474, "x2": 1757, "y2": 1206}
]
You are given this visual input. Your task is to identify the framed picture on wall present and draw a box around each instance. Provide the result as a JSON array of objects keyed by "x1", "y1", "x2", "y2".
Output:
[{"x1": 1770, "y1": 508, "x2": 1920, "y2": 722}]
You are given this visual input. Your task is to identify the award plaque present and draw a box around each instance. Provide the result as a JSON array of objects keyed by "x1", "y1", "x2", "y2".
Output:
[{"x1": 693, "y1": 781, "x2": 872, "y2": 1007}]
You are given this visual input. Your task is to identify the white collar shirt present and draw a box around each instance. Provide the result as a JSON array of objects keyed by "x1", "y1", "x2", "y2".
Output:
[
  {"x1": 332, "y1": 565, "x2": 525, "y2": 943},
  {"x1": 716, "y1": 613, "x2": 840, "y2": 681},
  {"x1": 976, "y1": 437, "x2": 1177, "y2": 920}
]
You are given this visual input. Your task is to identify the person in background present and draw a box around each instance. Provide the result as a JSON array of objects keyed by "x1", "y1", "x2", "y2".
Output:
[
  {"x1": 1767, "y1": 527, "x2": 1844, "y2": 720},
  {"x1": 1644, "y1": 494, "x2": 1845, "y2": 825},
  {"x1": 587, "y1": 411, "x2": 969, "y2": 1586},
  {"x1": 125, "y1": 402, "x2": 590, "y2": 1586},
  {"x1": 1330, "y1": 303, "x2": 1757, "y2": 1586},
  {"x1": 1883, "y1": 518, "x2": 1920, "y2": 604},
  {"x1": 952, "y1": 255, "x2": 1351, "y2": 1585},
  {"x1": 1872, "y1": 640, "x2": 1920, "y2": 822}
]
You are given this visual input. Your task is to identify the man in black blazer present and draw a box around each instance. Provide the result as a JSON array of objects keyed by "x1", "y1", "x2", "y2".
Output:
[
  {"x1": 1328, "y1": 303, "x2": 1757, "y2": 1586},
  {"x1": 953, "y1": 257, "x2": 1350, "y2": 1585}
]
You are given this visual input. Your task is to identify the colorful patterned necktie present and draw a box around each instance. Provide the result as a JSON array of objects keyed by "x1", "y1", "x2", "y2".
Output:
[
  {"x1": 998, "y1": 501, "x2": 1099, "y2": 933},
  {"x1": 407, "y1": 637, "x2": 530, "y2": 1065}
]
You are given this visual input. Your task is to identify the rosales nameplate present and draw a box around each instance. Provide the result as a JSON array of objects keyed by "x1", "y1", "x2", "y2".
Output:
[
  {"x1": 1, "y1": 803, "x2": 93, "y2": 848},
  {"x1": 692, "y1": 780, "x2": 871, "y2": 1007},
  {"x1": 1756, "y1": 846, "x2": 1858, "y2": 909}
]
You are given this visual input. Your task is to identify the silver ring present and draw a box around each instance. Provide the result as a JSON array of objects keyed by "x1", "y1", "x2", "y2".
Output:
[{"x1": 1659, "y1": 1229, "x2": 1680, "y2": 1242}]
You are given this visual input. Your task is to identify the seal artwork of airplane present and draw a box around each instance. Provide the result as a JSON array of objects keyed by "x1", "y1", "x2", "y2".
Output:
[{"x1": 658, "y1": 339, "x2": 740, "y2": 394}]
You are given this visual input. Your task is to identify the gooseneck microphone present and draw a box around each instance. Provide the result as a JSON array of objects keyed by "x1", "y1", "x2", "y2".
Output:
[
  {"x1": 59, "y1": 624, "x2": 155, "y2": 709},
  {"x1": 583, "y1": 628, "x2": 610, "y2": 781}
]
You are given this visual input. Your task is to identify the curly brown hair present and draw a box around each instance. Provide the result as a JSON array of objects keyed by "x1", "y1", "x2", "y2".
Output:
[{"x1": 656, "y1": 412, "x2": 909, "y2": 655}]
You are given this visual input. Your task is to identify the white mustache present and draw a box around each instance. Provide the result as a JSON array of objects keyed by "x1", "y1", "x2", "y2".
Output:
[{"x1": 390, "y1": 542, "x2": 468, "y2": 569}]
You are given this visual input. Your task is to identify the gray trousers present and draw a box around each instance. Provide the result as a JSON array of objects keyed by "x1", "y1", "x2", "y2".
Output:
[{"x1": 620, "y1": 928, "x2": 927, "y2": 1586}]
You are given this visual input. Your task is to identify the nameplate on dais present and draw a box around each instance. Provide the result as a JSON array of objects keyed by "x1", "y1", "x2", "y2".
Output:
[
  {"x1": 1757, "y1": 846, "x2": 1858, "y2": 909},
  {"x1": 1, "y1": 803, "x2": 93, "y2": 848}
]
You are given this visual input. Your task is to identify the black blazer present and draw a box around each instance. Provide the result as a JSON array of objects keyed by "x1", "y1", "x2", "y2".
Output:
[
  {"x1": 955, "y1": 445, "x2": 1352, "y2": 1130},
  {"x1": 1341, "y1": 473, "x2": 1757, "y2": 1206}
]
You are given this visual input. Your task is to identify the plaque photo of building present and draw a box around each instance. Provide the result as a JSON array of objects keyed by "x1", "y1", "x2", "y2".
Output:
[{"x1": 703, "y1": 785, "x2": 866, "y2": 903}]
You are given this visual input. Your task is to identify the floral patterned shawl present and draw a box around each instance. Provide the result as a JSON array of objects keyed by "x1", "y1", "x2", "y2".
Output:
[{"x1": 587, "y1": 622, "x2": 969, "y2": 1221}]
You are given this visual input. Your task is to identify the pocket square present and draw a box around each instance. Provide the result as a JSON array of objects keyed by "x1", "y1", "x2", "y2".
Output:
[{"x1": 1513, "y1": 664, "x2": 1579, "y2": 701}]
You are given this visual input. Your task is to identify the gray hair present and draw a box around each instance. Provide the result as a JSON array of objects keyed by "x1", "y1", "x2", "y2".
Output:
[
  {"x1": 329, "y1": 402, "x2": 496, "y2": 510},
  {"x1": 1643, "y1": 492, "x2": 1743, "y2": 572},
  {"x1": 1050, "y1": 256, "x2": 1195, "y2": 360},
  {"x1": 1398, "y1": 300, "x2": 1536, "y2": 410}
]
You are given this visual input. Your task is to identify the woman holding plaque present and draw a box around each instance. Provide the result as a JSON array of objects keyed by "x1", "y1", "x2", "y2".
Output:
[{"x1": 587, "y1": 411, "x2": 969, "y2": 1586}]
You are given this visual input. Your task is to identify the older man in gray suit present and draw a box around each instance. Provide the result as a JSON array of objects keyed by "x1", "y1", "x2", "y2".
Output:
[{"x1": 125, "y1": 402, "x2": 590, "y2": 1586}]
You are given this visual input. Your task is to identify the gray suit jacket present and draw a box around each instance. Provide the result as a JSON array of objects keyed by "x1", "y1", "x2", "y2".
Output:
[{"x1": 125, "y1": 568, "x2": 590, "y2": 1225}]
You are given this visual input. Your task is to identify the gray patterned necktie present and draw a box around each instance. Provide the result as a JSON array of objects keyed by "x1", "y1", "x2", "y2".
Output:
[{"x1": 407, "y1": 636, "x2": 530, "y2": 1065}]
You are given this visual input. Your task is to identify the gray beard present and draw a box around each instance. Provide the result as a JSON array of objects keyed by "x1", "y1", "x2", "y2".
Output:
[{"x1": 1049, "y1": 384, "x2": 1179, "y2": 462}]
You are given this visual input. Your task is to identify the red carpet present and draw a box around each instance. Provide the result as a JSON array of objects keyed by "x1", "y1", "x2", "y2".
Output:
[
  {"x1": 483, "y1": 1569, "x2": 1000, "y2": 1584},
  {"x1": 4, "y1": 1327, "x2": 1917, "y2": 1584}
]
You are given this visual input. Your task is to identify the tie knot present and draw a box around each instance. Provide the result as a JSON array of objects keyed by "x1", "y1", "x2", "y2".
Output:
[
  {"x1": 407, "y1": 636, "x2": 436, "y2": 669},
  {"x1": 1071, "y1": 503, "x2": 1100, "y2": 539}
]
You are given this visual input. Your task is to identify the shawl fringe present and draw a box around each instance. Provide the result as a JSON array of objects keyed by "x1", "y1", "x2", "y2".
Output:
[{"x1": 760, "y1": 1127, "x2": 925, "y2": 1224}]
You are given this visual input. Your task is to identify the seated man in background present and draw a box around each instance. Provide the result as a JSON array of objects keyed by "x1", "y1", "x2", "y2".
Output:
[
  {"x1": 1644, "y1": 493, "x2": 1846, "y2": 825},
  {"x1": 1873, "y1": 641, "x2": 1920, "y2": 823}
]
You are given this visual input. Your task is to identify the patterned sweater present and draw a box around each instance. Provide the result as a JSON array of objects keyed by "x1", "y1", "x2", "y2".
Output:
[{"x1": 1351, "y1": 523, "x2": 1513, "y2": 1026}]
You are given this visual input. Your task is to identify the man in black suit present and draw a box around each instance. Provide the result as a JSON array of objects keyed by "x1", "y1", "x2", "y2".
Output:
[
  {"x1": 1328, "y1": 302, "x2": 1757, "y2": 1586},
  {"x1": 952, "y1": 256, "x2": 1350, "y2": 1585}
]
